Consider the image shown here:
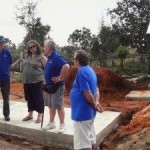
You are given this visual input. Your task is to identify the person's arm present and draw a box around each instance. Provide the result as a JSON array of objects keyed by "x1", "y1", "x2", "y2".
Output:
[
  {"x1": 41, "y1": 55, "x2": 47, "y2": 67},
  {"x1": 95, "y1": 87, "x2": 100, "y2": 103},
  {"x1": 52, "y1": 64, "x2": 70, "y2": 82},
  {"x1": 11, "y1": 58, "x2": 24, "y2": 68},
  {"x1": 84, "y1": 87, "x2": 103, "y2": 113},
  {"x1": 84, "y1": 90, "x2": 96, "y2": 108},
  {"x1": 59, "y1": 64, "x2": 70, "y2": 80},
  {"x1": 95, "y1": 87, "x2": 103, "y2": 112}
]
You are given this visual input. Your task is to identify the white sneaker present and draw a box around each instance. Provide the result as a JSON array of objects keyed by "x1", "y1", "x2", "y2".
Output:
[
  {"x1": 58, "y1": 123, "x2": 66, "y2": 133},
  {"x1": 43, "y1": 122, "x2": 56, "y2": 131}
]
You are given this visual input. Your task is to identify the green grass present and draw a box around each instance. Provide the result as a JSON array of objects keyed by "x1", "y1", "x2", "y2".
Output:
[{"x1": 137, "y1": 76, "x2": 150, "y2": 86}]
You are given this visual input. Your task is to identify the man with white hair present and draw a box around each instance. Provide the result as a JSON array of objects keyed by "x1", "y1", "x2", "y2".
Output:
[
  {"x1": 0, "y1": 35, "x2": 12, "y2": 121},
  {"x1": 43, "y1": 39, "x2": 70, "y2": 133}
]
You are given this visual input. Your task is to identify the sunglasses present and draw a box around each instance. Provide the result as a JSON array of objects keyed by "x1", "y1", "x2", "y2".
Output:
[{"x1": 29, "y1": 45, "x2": 36, "y2": 49}]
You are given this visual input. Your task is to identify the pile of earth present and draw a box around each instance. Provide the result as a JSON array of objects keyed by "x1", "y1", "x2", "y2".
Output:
[{"x1": 101, "y1": 105, "x2": 150, "y2": 150}]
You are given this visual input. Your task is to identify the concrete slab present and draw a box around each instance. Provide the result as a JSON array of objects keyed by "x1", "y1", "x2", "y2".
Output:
[
  {"x1": 0, "y1": 100, "x2": 121, "y2": 149},
  {"x1": 127, "y1": 75, "x2": 150, "y2": 83},
  {"x1": 125, "y1": 90, "x2": 150, "y2": 100}
]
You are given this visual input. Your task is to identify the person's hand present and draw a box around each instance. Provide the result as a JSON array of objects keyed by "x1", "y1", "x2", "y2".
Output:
[
  {"x1": 51, "y1": 76, "x2": 62, "y2": 83},
  {"x1": 94, "y1": 102, "x2": 104, "y2": 113}
]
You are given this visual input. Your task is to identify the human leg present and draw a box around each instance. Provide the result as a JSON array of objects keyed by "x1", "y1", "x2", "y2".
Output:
[
  {"x1": 55, "y1": 86, "x2": 66, "y2": 133},
  {"x1": 57, "y1": 107, "x2": 65, "y2": 124},
  {"x1": 90, "y1": 119, "x2": 96, "y2": 150},
  {"x1": 73, "y1": 119, "x2": 95, "y2": 150},
  {"x1": 50, "y1": 107, "x2": 56, "y2": 122},
  {"x1": 1, "y1": 80, "x2": 10, "y2": 120},
  {"x1": 43, "y1": 107, "x2": 56, "y2": 130},
  {"x1": 32, "y1": 82, "x2": 44, "y2": 123},
  {"x1": 23, "y1": 84, "x2": 34, "y2": 121},
  {"x1": 43, "y1": 92, "x2": 56, "y2": 130}
]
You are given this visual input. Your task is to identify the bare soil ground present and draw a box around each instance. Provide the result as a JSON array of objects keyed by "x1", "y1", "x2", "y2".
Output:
[{"x1": 0, "y1": 67, "x2": 150, "y2": 150}]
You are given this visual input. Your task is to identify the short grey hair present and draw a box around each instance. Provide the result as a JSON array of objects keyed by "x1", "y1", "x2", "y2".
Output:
[
  {"x1": 46, "y1": 39, "x2": 56, "y2": 50},
  {"x1": 75, "y1": 50, "x2": 89, "y2": 66}
]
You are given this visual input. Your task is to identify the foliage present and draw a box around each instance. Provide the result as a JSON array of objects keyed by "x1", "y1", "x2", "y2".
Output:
[
  {"x1": 111, "y1": 60, "x2": 149, "y2": 75},
  {"x1": 109, "y1": 0, "x2": 150, "y2": 55},
  {"x1": 98, "y1": 25, "x2": 120, "y2": 54},
  {"x1": 90, "y1": 35, "x2": 108, "y2": 66},
  {"x1": 137, "y1": 76, "x2": 150, "y2": 86},
  {"x1": 124, "y1": 60, "x2": 148, "y2": 75},
  {"x1": 91, "y1": 36, "x2": 101, "y2": 58},
  {"x1": 97, "y1": 22, "x2": 122, "y2": 66},
  {"x1": 68, "y1": 27, "x2": 93, "y2": 51},
  {"x1": 59, "y1": 46, "x2": 75, "y2": 66},
  {"x1": 111, "y1": 65, "x2": 124, "y2": 75},
  {"x1": 15, "y1": 0, "x2": 50, "y2": 47},
  {"x1": 115, "y1": 45, "x2": 129, "y2": 59},
  {"x1": 4, "y1": 39, "x2": 20, "y2": 62},
  {"x1": 115, "y1": 45, "x2": 130, "y2": 69}
]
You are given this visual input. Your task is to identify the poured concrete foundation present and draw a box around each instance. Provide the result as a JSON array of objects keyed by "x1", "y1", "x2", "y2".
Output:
[
  {"x1": 0, "y1": 100, "x2": 121, "y2": 149},
  {"x1": 125, "y1": 90, "x2": 150, "y2": 101}
]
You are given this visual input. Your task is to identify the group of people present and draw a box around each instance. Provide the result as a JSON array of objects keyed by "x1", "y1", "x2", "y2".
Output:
[
  {"x1": 0, "y1": 35, "x2": 103, "y2": 150},
  {"x1": 21, "y1": 39, "x2": 70, "y2": 134}
]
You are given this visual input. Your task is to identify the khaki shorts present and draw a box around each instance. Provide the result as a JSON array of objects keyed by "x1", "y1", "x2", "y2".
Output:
[
  {"x1": 73, "y1": 119, "x2": 96, "y2": 150},
  {"x1": 43, "y1": 85, "x2": 65, "y2": 109}
]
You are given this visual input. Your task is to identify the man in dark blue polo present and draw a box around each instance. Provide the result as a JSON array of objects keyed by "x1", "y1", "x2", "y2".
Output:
[
  {"x1": 43, "y1": 39, "x2": 70, "y2": 133},
  {"x1": 0, "y1": 35, "x2": 12, "y2": 121}
]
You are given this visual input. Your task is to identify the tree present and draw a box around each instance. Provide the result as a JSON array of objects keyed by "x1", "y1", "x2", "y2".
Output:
[
  {"x1": 97, "y1": 24, "x2": 121, "y2": 66},
  {"x1": 115, "y1": 45, "x2": 129, "y2": 70},
  {"x1": 59, "y1": 46, "x2": 75, "y2": 67},
  {"x1": 68, "y1": 27, "x2": 93, "y2": 51},
  {"x1": 91, "y1": 36, "x2": 101, "y2": 58},
  {"x1": 109, "y1": 0, "x2": 150, "y2": 57},
  {"x1": 15, "y1": 0, "x2": 50, "y2": 47},
  {"x1": 90, "y1": 36, "x2": 103, "y2": 66}
]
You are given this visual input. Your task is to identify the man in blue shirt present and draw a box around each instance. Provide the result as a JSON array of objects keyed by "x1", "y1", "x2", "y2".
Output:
[
  {"x1": 43, "y1": 39, "x2": 70, "y2": 133},
  {"x1": 0, "y1": 36, "x2": 12, "y2": 121},
  {"x1": 70, "y1": 50, "x2": 102, "y2": 150}
]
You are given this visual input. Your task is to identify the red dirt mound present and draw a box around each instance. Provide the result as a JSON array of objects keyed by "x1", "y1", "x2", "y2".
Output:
[
  {"x1": 94, "y1": 67, "x2": 137, "y2": 91},
  {"x1": 65, "y1": 67, "x2": 146, "y2": 95},
  {"x1": 10, "y1": 82, "x2": 24, "y2": 98},
  {"x1": 118, "y1": 105, "x2": 150, "y2": 138}
]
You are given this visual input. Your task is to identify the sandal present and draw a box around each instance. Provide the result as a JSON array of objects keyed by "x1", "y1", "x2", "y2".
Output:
[
  {"x1": 35, "y1": 119, "x2": 42, "y2": 123},
  {"x1": 22, "y1": 116, "x2": 33, "y2": 121}
]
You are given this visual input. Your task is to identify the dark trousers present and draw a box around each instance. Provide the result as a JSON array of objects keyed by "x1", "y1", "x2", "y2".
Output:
[
  {"x1": 24, "y1": 82, "x2": 44, "y2": 113},
  {"x1": 0, "y1": 80, "x2": 10, "y2": 117}
]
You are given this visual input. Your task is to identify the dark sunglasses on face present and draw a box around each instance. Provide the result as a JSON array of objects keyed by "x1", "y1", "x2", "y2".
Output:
[{"x1": 29, "y1": 45, "x2": 36, "y2": 49}]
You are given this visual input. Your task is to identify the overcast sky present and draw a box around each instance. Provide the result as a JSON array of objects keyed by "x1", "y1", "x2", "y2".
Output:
[{"x1": 0, "y1": 0, "x2": 119, "y2": 46}]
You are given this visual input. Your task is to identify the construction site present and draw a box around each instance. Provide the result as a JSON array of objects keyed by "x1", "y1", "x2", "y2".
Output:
[{"x1": 0, "y1": 67, "x2": 150, "y2": 150}]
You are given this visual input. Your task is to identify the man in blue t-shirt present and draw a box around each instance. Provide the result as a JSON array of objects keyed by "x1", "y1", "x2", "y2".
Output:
[
  {"x1": 70, "y1": 50, "x2": 103, "y2": 150},
  {"x1": 43, "y1": 39, "x2": 70, "y2": 133},
  {"x1": 0, "y1": 36, "x2": 12, "y2": 121}
]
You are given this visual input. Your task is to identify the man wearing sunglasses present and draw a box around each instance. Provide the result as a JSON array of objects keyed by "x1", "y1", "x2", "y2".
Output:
[{"x1": 0, "y1": 35, "x2": 12, "y2": 121}]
